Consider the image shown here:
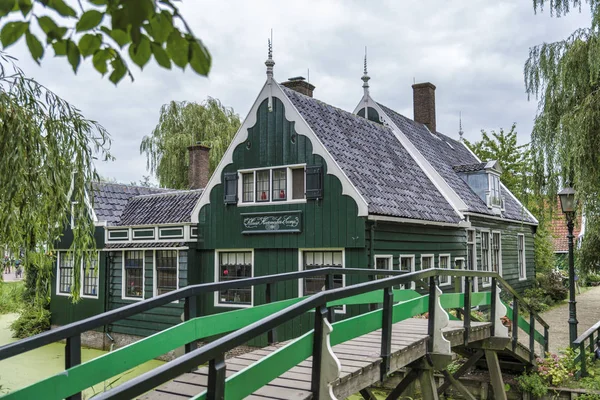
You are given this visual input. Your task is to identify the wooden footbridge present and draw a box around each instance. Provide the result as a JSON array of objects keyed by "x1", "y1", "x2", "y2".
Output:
[{"x1": 0, "y1": 269, "x2": 549, "y2": 400}]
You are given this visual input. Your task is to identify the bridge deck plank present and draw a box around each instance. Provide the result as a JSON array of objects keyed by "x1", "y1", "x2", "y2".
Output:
[{"x1": 140, "y1": 319, "x2": 491, "y2": 400}]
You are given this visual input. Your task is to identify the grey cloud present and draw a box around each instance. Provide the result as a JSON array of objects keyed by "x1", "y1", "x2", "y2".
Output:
[{"x1": 4, "y1": 0, "x2": 591, "y2": 184}]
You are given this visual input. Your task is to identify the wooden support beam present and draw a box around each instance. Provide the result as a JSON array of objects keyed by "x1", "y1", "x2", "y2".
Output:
[
  {"x1": 437, "y1": 350, "x2": 484, "y2": 395},
  {"x1": 468, "y1": 337, "x2": 511, "y2": 351},
  {"x1": 440, "y1": 370, "x2": 476, "y2": 400},
  {"x1": 385, "y1": 368, "x2": 420, "y2": 400},
  {"x1": 485, "y1": 350, "x2": 507, "y2": 400},
  {"x1": 359, "y1": 388, "x2": 377, "y2": 400},
  {"x1": 418, "y1": 369, "x2": 439, "y2": 400}
]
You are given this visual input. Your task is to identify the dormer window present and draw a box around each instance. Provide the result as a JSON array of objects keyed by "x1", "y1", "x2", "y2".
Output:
[{"x1": 453, "y1": 160, "x2": 504, "y2": 213}]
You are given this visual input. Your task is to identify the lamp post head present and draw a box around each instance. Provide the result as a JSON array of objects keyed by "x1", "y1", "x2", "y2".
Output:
[{"x1": 558, "y1": 186, "x2": 576, "y2": 221}]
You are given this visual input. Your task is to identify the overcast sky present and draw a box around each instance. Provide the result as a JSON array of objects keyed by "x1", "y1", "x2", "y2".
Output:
[{"x1": 6, "y1": 1, "x2": 590, "y2": 185}]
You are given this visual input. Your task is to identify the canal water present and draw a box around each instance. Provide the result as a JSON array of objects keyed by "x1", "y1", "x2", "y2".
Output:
[{"x1": 0, "y1": 313, "x2": 164, "y2": 398}]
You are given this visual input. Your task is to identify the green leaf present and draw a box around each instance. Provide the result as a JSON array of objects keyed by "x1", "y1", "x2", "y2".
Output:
[
  {"x1": 166, "y1": 30, "x2": 188, "y2": 68},
  {"x1": 0, "y1": 0, "x2": 15, "y2": 17},
  {"x1": 1, "y1": 21, "x2": 28, "y2": 48},
  {"x1": 147, "y1": 11, "x2": 172, "y2": 43},
  {"x1": 25, "y1": 31, "x2": 43, "y2": 63},
  {"x1": 89, "y1": 0, "x2": 107, "y2": 4},
  {"x1": 189, "y1": 39, "x2": 211, "y2": 76},
  {"x1": 128, "y1": 35, "x2": 151, "y2": 68},
  {"x1": 151, "y1": 42, "x2": 170, "y2": 69},
  {"x1": 37, "y1": 16, "x2": 67, "y2": 41},
  {"x1": 46, "y1": 0, "x2": 76, "y2": 17},
  {"x1": 66, "y1": 40, "x2": 81, "y2": 73},
  {"x1": 101, "y1": 27, "x2": 129, "y2": 48},
  {"x1": 109, "y1": 55, "x2": 127, "y2": 84},
  {"x1": 76, "y1": 10, "x2": 103, "y2": 32},
  {"x1": 92, "y1": 49, "x2": 110, "y2": 75},
  {"x1": 52, "y1": 40, "x2": 66, "y2": 56},
  {"x1": 79, "y1": 34, "x2": 102, "y2": 58},
  {"x1": 17, "y1": 0, "x2": 31, "y2": 16}
]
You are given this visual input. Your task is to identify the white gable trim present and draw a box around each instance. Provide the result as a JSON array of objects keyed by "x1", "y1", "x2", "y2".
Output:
[
  {"x1": 353, "y1": 95, "x2": 467, "y2": 219},
  {"x1": 192, "y1": 81, "x2": 369, "y2": 223}
]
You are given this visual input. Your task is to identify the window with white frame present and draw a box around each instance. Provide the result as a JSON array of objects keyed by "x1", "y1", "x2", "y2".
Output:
[
  {"x1": 82, "y1": 255, "x2": 99, "y2": 297},
  {"x1": 421, "y1": 255, "x2": 434, "y2": 270},
  {"x1": 439, "y1": 255, "x2": 451, "y2": 286},
  {"x1": 489, "y1": 174, "x2": 501, "y2": 207},
  {"x1": 156, "y1": 250, "x2": 178, "y2": 295},
  {"x1": 467, "y1": 230, "x2": 476, "y2": 272},
  {"x1": 58, "y1": 252, "x2": 75, "y2": 294},
  {"x1": 491, "y1": 232, "x2": 501, "y2": 275},
  {"x1": 216, "y1": 251, "x2": 252, "y2": 306},
  {"x1": 518, "y1": 234, "x2": 526, "y2": 280},
  {"x1": 481, "y1": 232, "x2": 491, "y2": 286},
  {"x1": 373, "y1": 255, "x2": 392, "y2": 280},
  {"x1": 240, "y1": 166, "x2": 305, "y2": 205},
  {"x1": 300, "y1": 250, "x2": 344, "y2": 312},
  {"x1": 399, "y1": 255, "x2": 415, "y2": 289},
  {"x1": 124, "y1": 250, "x2": 144, "y2": 299}
]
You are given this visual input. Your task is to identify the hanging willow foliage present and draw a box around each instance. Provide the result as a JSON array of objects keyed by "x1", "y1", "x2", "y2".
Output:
[
  {"x1": 526, "y1": 0, "x2": 600, "y2": 271},
  {"x1": 0, "y1": 53, "x2": 112, "y2": 300},
  {"x1": 140, "y1": 97, "x2": 240, "y2": 189}
]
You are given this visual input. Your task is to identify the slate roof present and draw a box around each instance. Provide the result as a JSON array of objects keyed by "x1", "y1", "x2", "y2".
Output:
[
  {"x1": 452, "y1": 163, "x2": 487, "y2": 173},
  {"x1": 376, "y1": 103, "x2": 537, "y2": 224},
  {"x1": 281, "y1": 86, "x2": 462, "y2": 224},
  {"x1": 90, "y1": 182, "x2": 171, "y2": 226},
  {"x1": 117, "y1": 190, "x2": 203, "y2": 226}
]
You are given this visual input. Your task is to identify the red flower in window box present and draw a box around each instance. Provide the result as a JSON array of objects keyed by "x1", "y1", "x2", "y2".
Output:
[{"x1": 223, "y1": 269, "x2": 229, "y2": 276}]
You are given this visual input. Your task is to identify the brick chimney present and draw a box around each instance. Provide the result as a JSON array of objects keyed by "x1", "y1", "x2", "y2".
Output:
[
  {"x1": 281, "y1": 76, "x2": 315, "y2": 97},
  {"x1": 188, "y1": 143, "x2": 210, "y2": 189},
  {"x1": 412, "y1": 82, "x2": 436, "y2": 133}
]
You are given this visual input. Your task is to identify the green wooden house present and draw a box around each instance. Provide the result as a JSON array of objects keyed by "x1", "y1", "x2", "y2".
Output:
[{"x1": 50, "y1": 53, "x2": 537, "y2": 345}]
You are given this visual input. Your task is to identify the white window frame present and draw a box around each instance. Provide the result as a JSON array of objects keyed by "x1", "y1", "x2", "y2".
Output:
[
  {"x1": 238, "y1": 164, "x2": 307, "y2": 206},
  {"x1": 158, "y1": 226, "x2": 184, "y2": 239},
  {"x1": 56, "y1": 251, "x2": 74, "y2": 297},
  {"x1": 373, "y1": 255, "x2": 393, "y2": 280},
  {"x1": 398, "y1": 255, "x2": 416, "y2": 290},
  {"x1": 420, "y1": 254, "x2": 434, "y2": 271},
  {"x1": 122, "y1": 250, "x2": 145, "y2": 301},
  {"x1": 153, "y1": 249, "x2": 180, "y2": 300},
  {"x1": 80, "y1": 252, "x2": 100, "y2": 299},
  {"x1": 438, "y1": 254, "x2": 451, "y2": 287},
  {"x1": 298, "y1": 248, "x2": 346, "y2": 314},
  {"x1": 132, "y1": 228, "x2": 156, "y2": 240},
  {"x1": 214, "y1": 249, "x2": 254, "y2": 308},
  {"x1": 108, "y1": 229, "x2": 129, "y2": 241},
  {"x1": 491, "y1": 231, "x2": 502, "y2": 277},
  {"x1": 480, "y1": 230, "x2": 492, "y2": 288},
  {"x1": 518, "y1": 234, "x2": 527, "y2": 281},
  {"x1": 466, "y1": 229, "x2": 478, "y2": 292}
]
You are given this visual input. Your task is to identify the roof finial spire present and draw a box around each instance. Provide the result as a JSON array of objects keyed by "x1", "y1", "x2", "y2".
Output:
[
  {"x1": 458, "y1": 111, "x2": 464, "y2": 142},
  {"x1": 265, "y1": 31, "x2": 275, "y2": 80},
  {"x1": 361, "y1": 46, "x2": 370, "y2": 96}
]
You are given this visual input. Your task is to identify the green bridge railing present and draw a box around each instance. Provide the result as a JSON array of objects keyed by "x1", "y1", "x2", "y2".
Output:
[{"x1": 0, "y1": 268, "x2": 549, "y2": 400}]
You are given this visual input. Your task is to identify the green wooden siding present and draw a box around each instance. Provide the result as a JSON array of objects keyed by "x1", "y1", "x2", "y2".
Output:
[
  {"x1": 50, "y1": 225, "x2": 106, "y2": 326},
  {"x1": 369, "y1": 221, "x2": 467, "y2": 292},
  {"x1": 197, "y1": 96, "x2": 365, "y2": 252},
  {"x1": 107, "y1": 249, "x2": 188, "y2": 337},
  {"x1": 470, "y1": 216, "x2": 535, "y2": 293}
]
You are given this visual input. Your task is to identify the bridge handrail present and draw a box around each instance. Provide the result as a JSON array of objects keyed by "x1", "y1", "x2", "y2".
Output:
[
  {"x1": 91, "y1": 269, "x2": 547, "y2": 400},
  {"x1": 0, "y1": 268, "x2": 548, "y2": 361},
  {"x1": 573, "y1": 319, "x2": 600, "y2": 377}
]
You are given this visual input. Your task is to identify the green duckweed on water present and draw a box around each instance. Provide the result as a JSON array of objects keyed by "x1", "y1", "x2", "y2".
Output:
[{"x1": 0, "y1": 313, "x2": 164, "y2": 398}]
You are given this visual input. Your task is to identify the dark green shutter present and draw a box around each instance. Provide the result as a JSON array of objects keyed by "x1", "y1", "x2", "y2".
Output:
[
  {"x1": 223, "y1": 172, "x2": 238, "y2": 204},
  {"x1": 305, "y1": 166, "x2": 323, "y2": 199}
]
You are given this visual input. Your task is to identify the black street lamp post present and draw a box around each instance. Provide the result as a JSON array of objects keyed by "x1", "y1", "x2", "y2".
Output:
[{"x1": 558, "y1": 186, "x2": 578, "y2": 347}]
